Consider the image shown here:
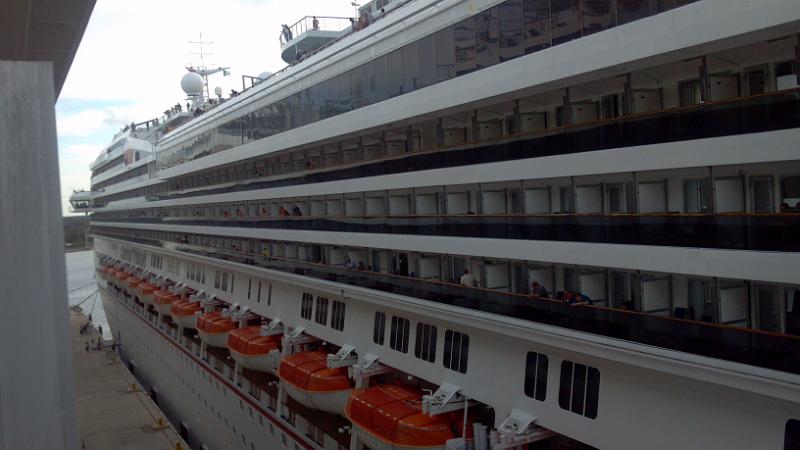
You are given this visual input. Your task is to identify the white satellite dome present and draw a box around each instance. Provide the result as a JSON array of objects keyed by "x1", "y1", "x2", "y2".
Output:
[
  {"x1": 258, "y1": 71, "x2": 273, "y2": 80},
  {"x1": 214, "y1": 86, "x2": 223, "y2": 97},
  {"x1": 181, "y1": 72, "x2": 204, "y2": 96}
]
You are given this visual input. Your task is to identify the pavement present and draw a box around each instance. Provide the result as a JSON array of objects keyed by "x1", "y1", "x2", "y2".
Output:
[{"x1": 71, "y1": 309, "x2": 188, "y2": 450}]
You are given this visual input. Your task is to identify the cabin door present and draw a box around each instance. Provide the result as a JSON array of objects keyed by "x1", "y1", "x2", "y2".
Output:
[{"x1": 754, "y1": 286, "x2": 780, "y2": 332}]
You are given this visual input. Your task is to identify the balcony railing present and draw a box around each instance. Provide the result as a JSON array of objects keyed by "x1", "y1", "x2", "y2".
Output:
[
  {"x1": 94, "y1": 230, "x2": 800, "y2": 375},
  {"x1": 152, "y1": 88, "x2": 800, "y2": 202},
  {"x1": 96, "y1": 213, "x2": 800, "y2": 252},
  {"x1": 279, "y1": 16, "x2": 353, "y2": 46}
]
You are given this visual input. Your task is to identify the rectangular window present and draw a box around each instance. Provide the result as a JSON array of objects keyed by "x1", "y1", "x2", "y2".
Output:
[
  {"x1": 389, "y1": 316, "x2": 410, "y2": 353},
  {"x1": 214, "y1": 270, "x2": 221, "y2": 289},
  {"x1": 331, "y1": 300, "x2": 346, "y2": 331},
  {"x1": 221, "y1": 272, "x2": 229, "y2": 291},
  {"x1": 247, "y1": 278, "x2": 252, "y2": 300},
  {"x1": 559, "y1": 361, "x2": 600, "y2": 419},
  {"x1": 257, "y1": 281, "x2": 262, "y2": 303},
  {"x1": 443, "y1": 330, "x2": 469, "y2": 374},
  {"x1": 315, "y1": 296, "x2": 329, "y2": 325},
  {"x1": 300, "y1": 293, "x2": 313, "y2": 320},
  {"x1": 524, "y1": 351, "x2": 549, "y2": 401},
  {"x1": 786, "y1": 419, "x2": 800, "y2": 450},
  {"x1": 373, "y1": 312, "x2": 386, "y2": 345},
  {"x1": 414, "y1": 322, "x2": 437, "y2": 363}
]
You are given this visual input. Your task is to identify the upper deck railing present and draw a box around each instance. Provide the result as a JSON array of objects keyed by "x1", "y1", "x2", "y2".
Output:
[
  {"x1": 278, "y1": 16, "x2": 353, "y2": 46},
  {"x1": 92, "y1": 230, "x2": 800, "y2": 375}
]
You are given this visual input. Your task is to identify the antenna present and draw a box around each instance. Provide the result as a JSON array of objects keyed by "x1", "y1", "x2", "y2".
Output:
[{"x1": 187, "y1": 33, "x2": 230, "y2": 99}]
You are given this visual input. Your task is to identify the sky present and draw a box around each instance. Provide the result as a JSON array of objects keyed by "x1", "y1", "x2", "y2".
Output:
[{"x1": 57, "y1": 0, "x2": 356, "y2": 216}]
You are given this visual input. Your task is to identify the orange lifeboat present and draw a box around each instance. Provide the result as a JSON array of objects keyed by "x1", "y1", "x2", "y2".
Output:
[
  {"x1": 345, "y1": 384, "x2": 472, "y2": 450},
  {"x1": 113, "y1": 270, "x2": 131, "y2": 290},
  {"x1": 227, "y1": 326, "x2": 282, "y2": 374},
  {"x1": 170, "y1": 299, "x2": 202, "y2": 329},
  {"x1": 124, "y1": 275, "x2": 143, "y2": 296},
  {"x1": 104, "y1": 266, "x2": 119, "y2": 282},
  {"x1": 137, "y1": 281, "x2": 157, "y2": 305},
  {"x1": 196, "y1": 311, "x2": 236, "y2": 347},
  {"x1": 278, "y1": 350, "x2": 353, "y2": 415},
  {"x1": 153, "y1": 290, "x2": 179, "y2": 316}
]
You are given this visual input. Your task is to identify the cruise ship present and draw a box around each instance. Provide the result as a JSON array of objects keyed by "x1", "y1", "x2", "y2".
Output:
[{"x1": 71, "y1": 0, "x2": 800, "y2": 448}]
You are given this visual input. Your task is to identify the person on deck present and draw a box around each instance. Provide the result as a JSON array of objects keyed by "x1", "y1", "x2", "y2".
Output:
[
  {"x1": 460, "y1": 269, "x2": 476, "y2": 287},
  {"x1": 530, "y1": 281, "x2": 549, "y2": 298}
]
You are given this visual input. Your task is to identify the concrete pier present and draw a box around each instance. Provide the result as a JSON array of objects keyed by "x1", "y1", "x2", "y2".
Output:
[{"x1": 71, "y1": 309, "x2": 188, "y2": 450}]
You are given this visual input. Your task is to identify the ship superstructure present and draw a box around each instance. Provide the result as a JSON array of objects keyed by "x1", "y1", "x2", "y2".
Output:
[{"x1": 73, "y1": 0, "x2": 800, "y2": 449}]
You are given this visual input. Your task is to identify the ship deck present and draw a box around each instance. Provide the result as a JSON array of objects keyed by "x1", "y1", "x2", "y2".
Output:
[{"x1": 70, "y1": 309, "x2": 188, "y2": 450}]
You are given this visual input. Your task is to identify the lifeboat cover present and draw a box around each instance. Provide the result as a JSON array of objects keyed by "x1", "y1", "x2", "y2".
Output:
[
  {"x1": 227, "y1": 326, "x2": 281, "y2": 355},
  {"x1": 346, "y1": 384, "x2": 470, "y2": 447},
  {"x1": 279, "y1": 350, "x2": 351, "y2": 392},
  {"x1": 197, "y1": 311, "x2": 235, "y2": 333}
]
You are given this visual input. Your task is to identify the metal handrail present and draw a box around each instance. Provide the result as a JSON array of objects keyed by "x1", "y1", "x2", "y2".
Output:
[{"x1": 278, "y1": 16, "x2": 353, "y2": 46}]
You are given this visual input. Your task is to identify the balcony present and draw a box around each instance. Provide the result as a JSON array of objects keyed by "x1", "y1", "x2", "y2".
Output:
[
  {"x1": 68, "y1": 190, "x2": 99, "y2": 213},
  {"x1": 279, "y1": 16, "x2": 352, "y2": 64}
]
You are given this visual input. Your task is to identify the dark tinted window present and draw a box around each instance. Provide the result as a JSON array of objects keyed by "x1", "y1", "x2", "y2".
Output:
[
  {"x1": 498, "y1": 1, "x2": 524, "y2": 62},
  {"x1": 389, "y1": 316, "x2": 410, "y2": 353},
  {"x1": 523, "y1": 0, "x2": 552, "y2": 53},
  {"x1": 476, "y1": 8, "x2": 500, "y2": 69},
  {"x1": 657, "y1": 0, "x2": 695, "y2": 12},
  {"x1": 786, "y1": 419, "x2": 800, "y2": 450},
  {"x1": 301, "y1": 293, "x2": 313, "y2": 320},
  {"x1": 551, "y1": 0, "x2": 581, "y2": 45},
  {"x1": 414, "y1": 322, "x2": 438, "y2": 363},
  {"x1": 582, "y1": 0, "x2": 615, "y2": 35},
  {"x1": 559, "y1": 361, "x2": 600, "y2": 419},
  {"x1": 373, "y1": 311, "x2": 386, "y2": 345},
  {"x1": 454, "y1": 17, "x2": 477, "y2": 76},
  {"x1": 315, "y1": 296, "x2": 328, "y2": 325},
  {"x1": 443, "y1": 330, "x2": 469, "y2": 373},
  {"x1": 331, "y1": 300, "x2": 346, "y2": 331},
  {"x1": 617, "y1": 0, "x2": 654, "y2": 24},
  {"x1": 524, "y1": 351, "x2": 549, "y2": 401}
]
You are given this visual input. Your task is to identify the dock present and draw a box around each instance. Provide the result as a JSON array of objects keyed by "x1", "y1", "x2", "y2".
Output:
[{"x1": 70, "y1": 309, "x2": 188, "y2": 450}]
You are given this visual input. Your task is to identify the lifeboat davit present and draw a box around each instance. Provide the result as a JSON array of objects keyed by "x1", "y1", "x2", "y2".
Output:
[
  {"x1": 227, "y1": 326, "x2": 282, "y2": 374},
  {"x1": 170, "y1": 299, "x2": 202, "y2": 329},
  {"x1": 153, "y1": 290, "x2": 178, "y2": 315},
  {"x1": 346, "y1": 384, "x2": 473, "y2": 450},
  {"x1": 278, "y1": 350, "x2": 353, "y2": 415},
  {"x1": 196, "y1": 311, "x2": 236, "y2": 347}
]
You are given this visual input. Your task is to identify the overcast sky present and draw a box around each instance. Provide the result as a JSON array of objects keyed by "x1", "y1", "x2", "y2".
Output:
[{"x1": 57, "y1": 0, "x2": 355, "y2": 215}]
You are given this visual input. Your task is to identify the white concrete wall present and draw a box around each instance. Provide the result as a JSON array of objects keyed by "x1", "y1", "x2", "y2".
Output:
[{"x1": 0, "y1": 61, "x2": 77, "y2": 450}]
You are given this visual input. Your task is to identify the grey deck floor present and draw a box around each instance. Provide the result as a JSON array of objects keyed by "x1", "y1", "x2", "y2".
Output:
[{"x1": 71, "y1": 310, "x2": 188, "y2": 450}]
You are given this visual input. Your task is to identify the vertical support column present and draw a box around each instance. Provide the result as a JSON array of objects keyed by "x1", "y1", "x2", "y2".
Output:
[
  {"x1": 471, "y1": 109, "x2": 480, "y2": 141},
  {"x1": 406, "y1": 125, "x2": 414, "y2": 152},
  {"x1": 624, "y1": 73, "x2": 634, "y2": 115},
  {"x1": 796, "y1": 34, "x2": 800, "y2": 86},
  {"x1": 699, "y1": 55, "x2": 710, "y2": 103},
  {"x1": 380, "y1": 130, "x2": 388, "y2": 157},
  {"x1": 436, "y1": 118, "x2": 445, "y2": 147},
  {"x1": 512, "y1": 99, "x2": 521, "y2": 135},
  {"x1": 709, "y1": 165, "x2": 717, "y2": 213},
  {"x1": 562, "y1": 87, "x2": 572, "y2": 126},
  {"x1": 0, "y1": 61, "x2": 78, "y2": 450}
]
